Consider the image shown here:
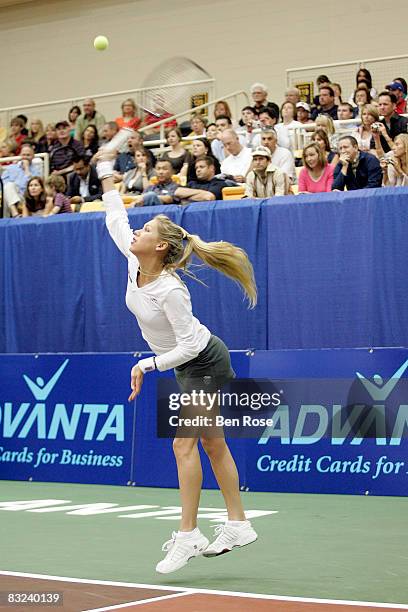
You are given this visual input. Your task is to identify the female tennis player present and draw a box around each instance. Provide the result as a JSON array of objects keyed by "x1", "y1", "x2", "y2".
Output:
[{"x1": 96, "y1": 151, "x2": 258, "y2": 574}]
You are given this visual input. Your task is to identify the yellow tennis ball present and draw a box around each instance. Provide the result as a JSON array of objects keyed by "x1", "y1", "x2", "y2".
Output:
[{"x1": 94, "y1": 35, "x2": 109, "y2": 51}]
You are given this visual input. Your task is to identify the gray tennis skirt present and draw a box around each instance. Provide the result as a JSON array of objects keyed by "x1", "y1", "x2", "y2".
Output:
[{"x1": 174, "y1": 335, "x2": 235, "y2": 394}]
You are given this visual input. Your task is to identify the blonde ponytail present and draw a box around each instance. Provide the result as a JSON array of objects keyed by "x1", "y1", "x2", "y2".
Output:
[{"x1": 155, "y1": 214, "x2": 257, "y2": 308}]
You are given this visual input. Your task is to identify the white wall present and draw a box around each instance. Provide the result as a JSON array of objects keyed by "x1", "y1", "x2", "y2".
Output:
[{"x1": 1, "y1": 0, "x2": 408, "y2": 120}]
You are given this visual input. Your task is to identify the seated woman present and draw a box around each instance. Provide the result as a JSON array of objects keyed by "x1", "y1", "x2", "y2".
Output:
[
  {"x1": 27, "y1": 119, "x2": 47, "y2": 153},
  {"x1": 121, "y1": 146, "x2": 156, "y2": 195},
  {"x1": 68, "y1": 105, "x2": 81, "y2": 137},
  {"x1": 186, "y1": 138, "x2": 220, "y2": 182},
  {"x1": 160, "y1": 128, "x2": 192, "y2": 179},
  {"x1": 0, "y1": 141, "x2": 16, "y2": 165},
  {"x1": 214, "y1": 100, "x2": 233, "y2": 122},
  {"x1": 8, "y1": 117, "x2": 26, "y2": 154},
  {"x1": 275, "y1": 101, "x2": 302, "y2": 150},
  {"x1": 188, "y1": 114, "x2": 207, "y2": 139},
  {"x1": 22, "y1": 176, "x2": 49, "y2": 217},
  {"x1": 298, "y1": 142, "x2": 334, "y2": 193},
  {"x1": 351, "y1": 104, "x2": 379, "y2": 152},
  {"x1": 348, "y1": 69, "x2": 377, "y2": 105},
  {"x1": 380, "y1": 134, "x2": 408, "y2": 187},
  {"x1": 311, "y1": 129, "x2": 339, "y2": 166},
  {"x1": 205, "y1": 123, "x2": 218, "y2": 142},
  {"x1": 352, "y1": 85, "x2": 373, "y2": 116},
  {"x1": 43, "y1": 123, "x2": 58, "y2": 153},
  {"x1": 81, "y1": 124, "x2": 99, "y2": 158},
  {"x1": 314, "y1": 114, "x2": 339, "y2": 151},
  {"x1": 115, "y1": 98, "x2": 141, "y2": 131}
]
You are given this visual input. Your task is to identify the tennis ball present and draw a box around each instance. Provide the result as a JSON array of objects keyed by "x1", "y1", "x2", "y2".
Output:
[{"x1": 94, "y1": 35, "x2": 109, "y2": 51}]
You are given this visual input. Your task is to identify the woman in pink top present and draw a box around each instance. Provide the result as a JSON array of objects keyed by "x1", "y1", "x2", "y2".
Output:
[{"x1": 298, "y1": 142, "x2": 334, "y2": 193}]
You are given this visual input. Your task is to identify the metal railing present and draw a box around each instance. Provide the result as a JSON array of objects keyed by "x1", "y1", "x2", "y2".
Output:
[{"x1": 286, "y1": 54, "x2": 408, "y2": 103}]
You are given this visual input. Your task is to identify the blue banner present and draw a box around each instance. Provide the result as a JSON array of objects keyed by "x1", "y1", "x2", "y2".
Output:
[{"x1": 0, "y1": 349, "x2": 407, "y2": 495}]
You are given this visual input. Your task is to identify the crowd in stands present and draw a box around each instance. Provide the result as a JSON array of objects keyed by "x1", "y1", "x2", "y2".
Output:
[{"x1": 1, "y1": 68, "x2": 408, "y2": 218}]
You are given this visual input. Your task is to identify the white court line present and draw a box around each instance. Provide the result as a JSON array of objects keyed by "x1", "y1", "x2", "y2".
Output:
[
  {"x1": 0, "y1": 570, "x2": 407, "y2": 609},
  {"x1": 82, "y1": 591, "x2": 193, "y2": 612}
]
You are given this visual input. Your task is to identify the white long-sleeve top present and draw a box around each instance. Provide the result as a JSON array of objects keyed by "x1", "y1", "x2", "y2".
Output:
[{"x1": 103, "y1": 190, "x2": 211, "y2": 372}]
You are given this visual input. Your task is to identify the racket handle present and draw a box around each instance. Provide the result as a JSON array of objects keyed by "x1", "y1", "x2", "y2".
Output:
[{"x1": 101, "y1": 127, "x2": 135, "y2": 153}]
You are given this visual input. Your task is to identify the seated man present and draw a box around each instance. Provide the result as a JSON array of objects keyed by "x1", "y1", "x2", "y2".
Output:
[
  {"x1": 337, "y1": 103, "x2": 357, "y2": 130},
  {"x1": 220, "y1": 129, "x2": 252, "y2": 183},
  {"x1": 260, "y1": 128, "x2": 296, "y2": 183},
  {"x1": 50, "y1": 121, "x2": 85, "y2": 176},
  {"x1": 1, "y1": 143, "x2": 42, "y2": 217},
  {"x1": 332, "y1": 135, "x2": 382, "y2": 191},
  {"x1": 67, "y1": 155, "x2": 103, "y2": 209},
  {"x1": 252, "y1": 107, "x2": 291, "y2": 149},
  {"x1": 75, "y1": 98, "x2": 106, "y2": 140},
  {"x1": 245, "y1": 146, "x2": 289, "y2": 198},
  {"x1": 311, "y1": 85, "x2": 338, "y2": 120},
  {"x1": 187, "y1": 156, "x2": 231, "y2": 200},
  {"x1": 250, "y1": 82, "x2": 280, "y2": 117},
  {"x1": 132, "y1": 160, "x2": 215, "y2": 206},
  {"x1": 369, "y1": 91, "x2": 408, "y2": 153},
  {"x1": 296, "y1": 102, "x2": 313, "y2": 124}
]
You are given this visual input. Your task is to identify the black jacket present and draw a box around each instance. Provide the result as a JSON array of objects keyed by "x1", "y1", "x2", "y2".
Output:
[
  {"x1": 67, "y1": 165, "x2": 102, "y2": 202},
  {"x1": 332, "y1": 151, "x2": 382, "y2": 191}
]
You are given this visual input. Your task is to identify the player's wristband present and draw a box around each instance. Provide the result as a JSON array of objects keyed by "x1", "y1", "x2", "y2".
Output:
[
  {"x1": 137, "y1": 357, "x2": 156, "y2": 373},
  {"x1": 96, "y1": 160, "x2": 114, "y2": 180}
]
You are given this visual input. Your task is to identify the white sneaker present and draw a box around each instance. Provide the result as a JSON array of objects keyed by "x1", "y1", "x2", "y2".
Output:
[
  {"x1": 156, "y1": 529, "x2": 209, "y2": 574},
  {"x1": 203, "y1": 521, "x2": 257, "y2": 557}
]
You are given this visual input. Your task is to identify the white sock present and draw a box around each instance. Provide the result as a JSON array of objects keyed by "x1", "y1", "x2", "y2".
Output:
[
  {"x1": 177, "y1": 527, "x2": 200, "y2": 539},
  {"x1": 96, "y1": 159, "x2": 114, "y2": 180},
  {"x1": 227, "y1": 520, "x2": 248, "y2": 528}
]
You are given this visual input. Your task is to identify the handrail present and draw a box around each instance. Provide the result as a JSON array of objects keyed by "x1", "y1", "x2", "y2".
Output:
[
  {"x1": 287, "y1": 54, "x2": 408, "y2": 74},
  {"x1": 138, "y1": 89, "x2": 249, "y2": 150},
  {"x1": 0, "y1": 153, "x2": 49, "y2": 178}
]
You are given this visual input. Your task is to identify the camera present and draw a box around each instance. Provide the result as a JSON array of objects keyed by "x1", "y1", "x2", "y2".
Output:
[{"x1": 372, "y1": 122, "x2": 382, "y2": 132}]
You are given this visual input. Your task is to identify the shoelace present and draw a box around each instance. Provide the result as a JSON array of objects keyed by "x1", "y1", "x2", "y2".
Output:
[
  {"x1": 212, "y1": 523, "x2": 238, "y2": 545},
  {"x1": 161, "y1": 531, "x2": 177, "y2": 552},
  {"x1": 161, "y1": 532, "x2": 198, "y2": 562}
]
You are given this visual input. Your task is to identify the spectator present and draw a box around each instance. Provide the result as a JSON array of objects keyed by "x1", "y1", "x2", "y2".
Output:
[
  {"x1": 236, "y1": 106, "x2": 260, "y2": 147},
  {"x1": 45, "y1": 174, "x2": 72, "y2": 215},
  {"x1": 298, "y1": 142, "x2": 334, "y2": 193},
  {"x1": 337, "y1": 103, "x2": 357, "y2": 131},
  {"x1": 245, "y1": 146, "x2": 289, "y2": 198},
  {"x1": 187, "y1": 155, "x2": 230, "y2": 200},
  {"x1": 353, "y1": 85, "x2": 372, "y2": 115},
  {"x1": 16, "y1": 114, "x2": 29, "y2": 136},
  {"x1": 220, "y1": 129, "x2": 252, "y2": 183},
  {"x1": 315, "y1": 114, "x2": 339, "y2": 152},
  {"x1": 311, "y1": 129, "x2": 339, "y2": 166},
  {"x1": 113, "y1": 131, "x2": 155, "y2": 179},
  {"x1": 67, "y1": 155, "x2": 103, "y2": 207},
  {"x1": 386, "y1": 82, "x2": 407, "y2": 115},
  {"x1": 160, "y1": 128, "x2": 192, "y2": 178},
  {"x1": 49, "y1": 120, "x2": 85, "y2": 176},
  {"x1": 313, "y1": 75, "x2": 331, "y2": 106},
  {"x1": 348, "y1": 68, "x2": 377, "y2": 103},
  {"x1": 381, "y1": 134, "x2": 408, "y2": 187},
  {"x1": 100, "y1": 121, "x2": 119, "y2": 147},
  {"x1": 214, "y1": 100, "x2": 233, "y2": 121},
  {"x1": 8, "y1": 117, "x2": 27, "y2": 154},
  {"x1": 332, "y1": 135, "x2": 382, "y2": 190},
  {"x1": 43, "y1": 123, "x2": 58, "y2": 153},
  {"x1": 393, "y1": 77, "x2": 408, "y2": 101},
  {"x1": 250, "y1": 82, "x2": 279, "y2": 118},
  {"x1": 1, "y1": 144, "x2": 42, "y2": 218},
  {"x1": 296, "y1": 102, "x2": 313, "y2": 124},
  {"x1": 22, "y1": 176, "x2": 48, "y2": 217},
  {"x1": 187, "y1": 138, "x2": 220, "y2": 182},
  {"x1": 75, "y1": 98, "x2": 106, "y2": 139},
  {"x1": 285, "y1": 88, "x2": 301, "y2": 105},
  {"x1": 27, "y1": 119, "x2": 47, "y2": 153},
  {"x1": 211, "y1": 116, "x2": 233, "y2": 162},
  {"x1": 331, "y1": 83, "x2": 343, "y2": 106},
  {"x1": 132, "y1": 159, "x2": 214, "y2": 206},
  {"x1": 370, "y1": 91, "x2": 408, "y2": 153},
  {"x1": 121, "y1": 146, "x2": 156, "y2": 195},
  {"x1": 260, "y1": 128, "x2": 296, "y2": 182},
  {"x1": 0, "y1": 120, "x2": 7, "y2": 143},
  {"x1": 0, "y1": 141, "x2": 16, "y2": 165},
  {"x1": 188, "y1": 114, "x2": 207, "y2": 138},
  {"x1": 256, "y1": 107, "x2": 290, "y2": 149},
  {"x1": 81, "y1": 124, "x2": 99, "y2": 158},
  {"x1": 205, "y1": 123, "x2": 218, "y2": 142},
  {"x1": 311, "y1": 85, "x2": 338, "y2": 120},
  {"x1": 351, "y1": 104, "x2": 379, "y2": 152},
  {"x1": 68, "y1": 105, "x2": 81, "y2": 137},
  {"x1": 115, "y1": 98, "x2": 141, "y2": 130},
  {"x1": 275, "y1": 101, "x2": 302, "y2": 149}
]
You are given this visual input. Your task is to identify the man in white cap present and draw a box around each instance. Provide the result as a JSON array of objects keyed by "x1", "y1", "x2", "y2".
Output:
[
  {"x1": 296, "y1": 102, "x2": 313, "y2": 125},
  {"x1": 245, "y1": 146, "x2": 289, "y2": 198}
]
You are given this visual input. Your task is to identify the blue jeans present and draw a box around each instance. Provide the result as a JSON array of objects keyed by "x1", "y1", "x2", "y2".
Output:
[{"x1": 142, "y1": 192, "x2": 163, "y2": 206}]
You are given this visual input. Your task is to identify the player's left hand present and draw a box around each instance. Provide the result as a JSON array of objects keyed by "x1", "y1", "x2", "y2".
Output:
[{"x1": 128, "y1": 365, "x2": 144, "y2": 401}]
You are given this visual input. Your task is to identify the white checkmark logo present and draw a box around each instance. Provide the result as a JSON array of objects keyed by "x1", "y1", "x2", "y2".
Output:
[
  {"x1": 356, "y1": 358, "x2": 408, "y2": 402},
  {"x1": 23, "y1": 359, "x2": 69, "y2": 400}
]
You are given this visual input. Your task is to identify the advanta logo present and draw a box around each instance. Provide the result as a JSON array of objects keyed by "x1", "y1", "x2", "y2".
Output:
[
  {"x1": 356, "y1": 359, "x2": 408, "y2": 402},
  {"x1": 0, "y1": 359, "x2": 124, "y2": 441},
  {"x1": 23, "y1": 359, "x2": 69, "y2": 400}
]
